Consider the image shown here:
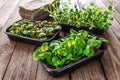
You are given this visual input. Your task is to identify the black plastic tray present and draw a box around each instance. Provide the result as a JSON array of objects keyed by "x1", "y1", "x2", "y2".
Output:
[
  {"x1": 60, "y1": 24, "x2": 104, "y2": 35},
  {"x1": 4, "y1": 20, "x2": 61, "y2": 45},
  {"x1": 39, "y1": 42, "x2": 107, "y2": 77}
]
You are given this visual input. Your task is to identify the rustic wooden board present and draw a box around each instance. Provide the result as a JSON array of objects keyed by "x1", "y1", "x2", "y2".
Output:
[
  {"x1": 36, "y1": 62, "x2": 70, "y2": 80},
  {"x1": 71, "y1": 60, "x2": 106, "y2": 80},
  {"x1": 100, "y1": 30, "x2": 120, "y2": 80},
  {"x1": 0, "y1": 0, "x2": 7, "y2": 32},
  {"x1": 0, "y1": 24, "x2": 2, "y2": 32},
  {"x1": 0, "y1": 32, "x2": 16, "y2": 80},
  {"x1": 0, "y1": 0, "x2": 120, "y2": 80},
  {"x1": 0, "y1": 0, "x2": 8, "y2": 9},
  {"x1": 3, "y1": 43, "x2": 37, "y2": 80},
  {"x1": 96, "y1": 0, "x2": 120, "y2": 80},
  {"x1": 0, "y1": 0, "x2": 33, "y2": 79},
  {"x1": 110, "y1": 20, "x2": 120, "y2": 40},
  {"x1": 0, "y1": 0, "x2": 33, "y2": 27},
  {"x1": 0, "y1": 8, "x2": 19, "y2": 80},
  {"x1": 114, "y1": 12, "x2": 120, "y2": 24},
  {"x1": 0, "y1": 0, "x2": 21, "y2": 27}
]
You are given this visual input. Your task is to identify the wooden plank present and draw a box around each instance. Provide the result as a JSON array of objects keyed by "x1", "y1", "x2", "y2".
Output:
[
  {"x1": 96, "y1": 0, "x2": 120, "y2": 80},
  {"x1": 0, "y1": 0, "x2": 21, "y2": 27},
  {"x1": 114, "y1": 12, "x2": 120, "y2": 24},
  {"x1": 115, "y1": 4, "x2": 120, "y2": 13},
  {"x1": 36, "y1": 62, "x2": 70, "y2": 80},
  {"x1": 3, "y1": 42, "x2": 38, "y2": 80},
  {"x1": 0, "y1": 0, "x2": 33, "y2": 79},
  {"x1": 0, "y1": 0, "x2": 8, "y2": 31},
  {"x1": 100, "y1": 30, "x2": 120, "y2": 80},
  {"x1": 36, "y1": 63, "x2": 48, "y2": 80},
  {"x1": 0, "y1": 7, "x2": 20, "y2": 80},
  {"x1": 110, "y1": 20, "x2": 120, "y2": 40},
  {"x1": 71, "y1": 60, "x2": 106, "y2": 80},
  {"x1": 0, "y1": 0, "x2": 8, "y2": 9},
  {"x1": 0, "y1": 33, "x2": 16, "y2": 80},
  {"x1": 0, "y1": 0, "x2": 8, "y2": 32},
  {"x1": 0, "y1": 24, "x2": 2, "y2": 32}
]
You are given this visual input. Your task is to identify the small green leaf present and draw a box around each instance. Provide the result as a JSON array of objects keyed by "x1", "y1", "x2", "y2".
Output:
[
  {"x1": 108, "y1": 6, "x2": 113, "y2": 11},
  {"x1": 99, "y1": 38, "x2": 109, "y2": 43},
  {"x1": 41, "y1": 42, "x2": 49, "y2": 52},
  {"x1": 33, "y1": 51, "x2": 40, "y2": 60},
  {"x1": 83, "y1": 45, "x2": 90, "y2": 56},
  {"x1": 88, "y1": 49, "x2": 94, "y2": 56}
]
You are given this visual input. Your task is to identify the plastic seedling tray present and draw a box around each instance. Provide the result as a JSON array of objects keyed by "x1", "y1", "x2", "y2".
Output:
[
  {"x1": 5, "y1": 20, "x2": 61, "y2": 45},
  {"x1": 38, "y1": 41, "x2": 107, "y2": 77},
  {"x1": 60, "y1": 24, "x2": 104, "y2": 35}
]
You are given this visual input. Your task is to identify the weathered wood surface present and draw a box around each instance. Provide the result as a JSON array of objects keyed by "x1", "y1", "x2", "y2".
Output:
[
  {"x1": 36, "y1": 62, "x2": 69, "y2": 80},
  {"x1": 100, "y1": 0, "x2": 120, "y2": 80},
  {"x1": 0, "y1": 24, "x2": 2, "y2": 32},
  {"x1": 0, "y1": 0, "x2": 21, "y2": 27},
  {"x1": 0, "y1": 0, "x2": 120, "y2": 80},
  {"x1": 0, "y1": 0, "x2": 33, "y2": 79},
  {"x1": 101, "y1": 30, "x2": 120, "y2": 80},
  {"x1": 71, "y1": 60, "x2": 106, "y2": 80}
]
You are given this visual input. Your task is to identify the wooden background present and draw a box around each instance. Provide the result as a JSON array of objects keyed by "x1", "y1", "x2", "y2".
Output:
[{"x1": 0, "y1": 0, "x2": 120, "y2": 80}]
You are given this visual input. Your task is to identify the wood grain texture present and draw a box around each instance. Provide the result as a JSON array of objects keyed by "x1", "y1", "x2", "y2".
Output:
[
  {"x1": 100, "y1": 30, "x2": 120, "y2": 80},
  {"x1": 97, "y1": 0, "x2": 120, "y2": 80},
  {"x1": 0, "y1": 0, "x2": 120, "y2": 80},
  {"x1": 0, "y1": 0, "x2": 8, "y2": 9},
  {"x1": 0, "y1": 0, "x2": 21, "y2": 27},
  {"x1": 3, "y1": 43, "x2": 37, "y2": 80},
  {"x1": 0, "y1": 0, "x2": 24, "y2": 78},
  {"x1": 71, "y1": 60, "x2": 106, "y2": 80},
  {"x1": 0, "y1": 24, "x2": 2, "y2": 32},
  {"x1": 0, "y1": 0, "x2": 7, "y2": 31},
  {"x1": 110, "y1": 20, "x2": 120, "y2": 40},
  {"x1": 115, "y1": 4, "x2": 120, "y2": 13},
  {"x1": 36, "y1": 62, "x2": 69, "y2": 80},
  {"x1": 114, "y1": 12, "x2": 120, "y2": 24},
  {"x1": 0, "y1": 33, "x2": 16, "y2": 80},
  {"x1": 0, "y1": 0, "x2": 33, "y2": 79},
  {"x1": 0, "y1": 8, "x2": 19, "y2": 80}
]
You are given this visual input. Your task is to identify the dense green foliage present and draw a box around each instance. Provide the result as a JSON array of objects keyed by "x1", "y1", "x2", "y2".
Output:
[
  {"x1": 33, "y1": 29, "x2": 108, "y2": 69},
  {"x1": 44, "y1": 2, "x2": 114, "y2": 30},
  {"x1": 76, "y1": 3, "x2": 114, "y2": 30},
  {"x1": 8, "y1": 20, "x2": 61, "y2": 40}
]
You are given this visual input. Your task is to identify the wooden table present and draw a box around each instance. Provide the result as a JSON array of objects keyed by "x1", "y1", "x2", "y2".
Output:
[{"x1": 0, "y1": 0, "x2": 120, "y2": 80}]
